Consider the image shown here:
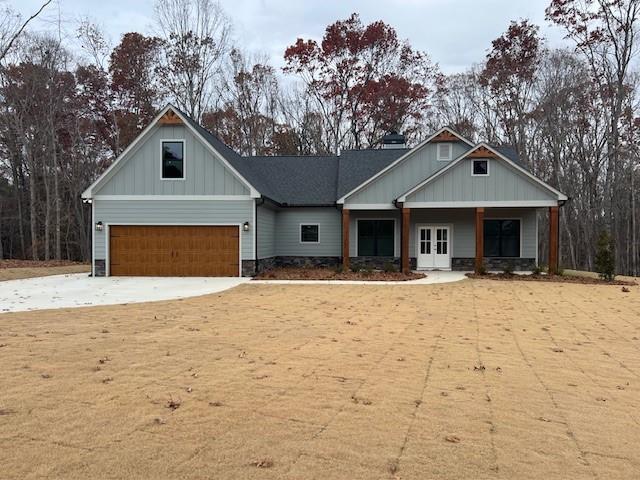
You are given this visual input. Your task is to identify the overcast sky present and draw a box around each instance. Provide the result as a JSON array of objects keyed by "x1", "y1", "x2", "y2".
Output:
[{"x1": 17, "y1": 0, "x2": 569, "y2": 73}]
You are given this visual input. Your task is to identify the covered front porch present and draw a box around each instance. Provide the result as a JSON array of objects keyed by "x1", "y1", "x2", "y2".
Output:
[{"x1": 340, "y1": 205, "x2": 560, "y2": 274}]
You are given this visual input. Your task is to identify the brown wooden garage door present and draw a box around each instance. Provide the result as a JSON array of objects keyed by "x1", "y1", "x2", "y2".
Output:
[{"x1": 109, "y1": 225, "x2": 240, "y2": 276}]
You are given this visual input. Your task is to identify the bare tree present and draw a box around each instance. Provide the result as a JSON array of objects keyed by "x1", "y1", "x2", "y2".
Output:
[
  {"x1": 153, "y1": 0, "x2": 232, "y2": 121},
  {"x1": 0, "y1": 0, "x2": 53, "y2": 64}
]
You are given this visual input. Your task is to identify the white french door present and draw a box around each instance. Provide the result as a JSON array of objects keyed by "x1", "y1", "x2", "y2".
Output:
[{"x1": 417, "y1": 226, "x2": 450, "y2": 269}]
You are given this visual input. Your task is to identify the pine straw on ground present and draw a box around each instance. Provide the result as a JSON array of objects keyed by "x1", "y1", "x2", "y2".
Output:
[
  {"x1": 466, "y1": 272, "x2": 637, "y2": 286},
  {"x1": 0, "y1": 261, "x2": 90, "y2": 281},
  {"x1": 0, "y1": 280, "x2": 639, "y2": 479},
  {"x1": 254, "y1": 266, "x2": 425, "y2": 281}
]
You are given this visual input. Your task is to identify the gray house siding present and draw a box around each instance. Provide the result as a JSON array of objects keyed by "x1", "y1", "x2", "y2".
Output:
[
  {"x1": 257, "y1": 203, "x2": 276, "y2": 259},
  {"x1": 93, "y1": 199, "x2": 254, "y2": 272},
  {"x1": 409, "y1": 207, "x2": 537, "y2": 259},
  {"x1": 274, "y1": 208, "x2": 341, "y2": 257},
  {"x1": 345, "y1": 141, "x2": 469, "y2": 205},
  {"x1": 406, "y1": 158, "x2": 556, "y2": 203},
  {"x1": 95, "y1": 124, "x2": 250, "y2": 196}
]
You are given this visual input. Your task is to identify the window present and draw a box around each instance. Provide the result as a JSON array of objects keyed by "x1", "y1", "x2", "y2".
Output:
[
  {"x1": 300, "y1": 224, "x2": 319, "y2": 243},
  {"x1": 358, "y1": 220, "x2": 394, "y2": 256},
  {"x1": 472, "y1": 159, "x2": 489, "y2": 176},
  {"x1": 437, "y1": 143, "x2": 452, "y2": 161},
  {"x1": 484, "y1": 219, "x2": 520, "y2": 257},
  {"x1": 162, "y1": 141, "x2": 184, "y2": 179}
]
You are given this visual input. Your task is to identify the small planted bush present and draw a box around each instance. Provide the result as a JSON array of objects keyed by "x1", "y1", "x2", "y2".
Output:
[
  {"x1": 476, "y1": 263, "x2": 488, "y2": 275},
  {"x1": 532, "y1": 265, "x2": 542, "y2": 275},
  {"x1": 502, "y1": 262, "x2": 514, "y2": 275},
  {"x1": 350, "y1": 264, "x2": 360, "y2": 273},
  {"x1": 595, "y1": 230, "x2": 615, "y2": 281},
  {"x1": 383, "y1": 261, "x2": 397, "y2": 273}
]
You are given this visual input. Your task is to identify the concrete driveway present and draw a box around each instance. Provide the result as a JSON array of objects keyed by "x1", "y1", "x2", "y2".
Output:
[{"x1": 0, "y1": 273, "x2": 249, "y2": 313}]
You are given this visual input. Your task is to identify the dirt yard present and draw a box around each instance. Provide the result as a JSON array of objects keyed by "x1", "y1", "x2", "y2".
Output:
[
  {"x1": 0, "y1": 260, "x2": 90, "y2": 281},
  {"x1": 1, "y1": 280, "x2": 639, "y2": 479}
]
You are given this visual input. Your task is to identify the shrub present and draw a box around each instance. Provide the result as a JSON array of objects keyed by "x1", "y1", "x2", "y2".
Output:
[
  {"x1": 334, "y1": 264, "x2": 345, "y2": 274},
  {"x1": 476, "y1": 263, "x2": 488, "y2": 275},
  {"x1": 383, "y1": 261, "x2": 397, "y2": 273},
  {"x1": 350, "y1": 264, "x2": 360, "y2": 273},
  {"x1": 532, "y1": 265, "x2": 542, "y2": 275},
  {"x1": 502, "y1": 262, "x2": 514, "y2": 275},
  {"x1": 595, "y1": 231, "x2": 615, "y2": 281},
  {"x1": 363, "y1": 265, "x2": 374, "y2": 276}
]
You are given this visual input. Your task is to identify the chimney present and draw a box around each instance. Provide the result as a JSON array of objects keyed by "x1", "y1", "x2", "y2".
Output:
[{"x1": 381, "y1": 131, "x2": 406, "y2": 149}]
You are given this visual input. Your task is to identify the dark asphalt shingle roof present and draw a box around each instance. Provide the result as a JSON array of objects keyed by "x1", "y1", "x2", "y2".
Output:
[{"x1": 174, "y1": 106, "x2": 524, "y2": 204}]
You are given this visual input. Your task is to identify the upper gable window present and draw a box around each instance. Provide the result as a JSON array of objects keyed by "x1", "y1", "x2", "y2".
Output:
[
  {"x1": 472, "y1": 159, "x2": 489, "y2": 176},
  {"x1": 437, "y1": 143, "x2": 452, "y2": 161},
  {"x1": 161, "y1": 141, "x2": 184, "y2": 179}
]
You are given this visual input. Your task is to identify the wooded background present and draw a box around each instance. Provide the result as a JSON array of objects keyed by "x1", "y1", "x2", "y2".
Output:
[{"x1": 0, "y1": 0, "x2": 638, "y2": 275}]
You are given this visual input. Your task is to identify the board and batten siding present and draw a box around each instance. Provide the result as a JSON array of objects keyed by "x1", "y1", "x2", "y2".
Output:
[
  {"x1": 95, "y1": 125, "x2": 249, "y2": 196},
  {"x1": 257, "y1": 204, "x2": 276, "y2": 259},
  {"x1": 406, "y1": 159, "x2": 556, "y2": 203},
  {"x1": 345, "y1": 141, "x2": 469, "y2": 205},
  {"x1": 93, "y1": 199, "x2": 254, "y2": 261},
  {"x1": 274, "y1": 208, "x2": 341, "y2": 257},
  {"x1": 409, "y1": 208, "x2": 537, "y2": 259}
]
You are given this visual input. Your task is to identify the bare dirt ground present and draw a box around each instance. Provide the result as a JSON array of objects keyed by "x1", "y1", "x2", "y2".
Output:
[
  {"x1": 0, "y1": 280, "x2": 639, "y2": 479},
  {"x1": 0, "y1": 261, "x2": 90, "y2": 281}
]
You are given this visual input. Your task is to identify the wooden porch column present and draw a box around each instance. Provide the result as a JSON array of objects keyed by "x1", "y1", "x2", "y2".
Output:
[
  {"x1": 549, "y1": 206, "x2": 559, "y2": 275},
  {"x1": 401, "y1": 207, "x2": 411, "y2": 274},
  {"x1": 342, "y1": 209, "x2": 350, "y2": 269},
  {"x1": 475, "y1": 207, "x2": 485, "y2": 273}
]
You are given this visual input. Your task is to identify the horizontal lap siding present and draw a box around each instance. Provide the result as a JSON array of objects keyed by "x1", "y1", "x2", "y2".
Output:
[
  {"x1": 257, "y1": 204, "x2": 276, "y2": 259},
  {"x1": 275, "y1": 208, "x2": 341, "y2": 257},
  {"x1": 94, "y1": 199, "x2": 254, "y2": 261},
  {"x1": 410, "y1": 208, "x2": 537, "y2": 259},
  {"x1": 410, "y1": 209, "x2": 475, "y2": 258}
]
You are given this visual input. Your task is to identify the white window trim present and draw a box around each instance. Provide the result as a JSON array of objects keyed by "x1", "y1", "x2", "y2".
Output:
[
  {"x1": 299, "y1": 223, "x2": 320, "y2": 244},
  {"x1": 437, "y1": 143, "x2": 453, "y2": 161},
  {"x1": 355, "y1": 218, "x2": 397, "y2": 257},
  {"x1": 160, "y1": 139, "x2": 186, "y2": 181},
  {"x1": 471, "y1": 159, "x2": 490, "y2": 176},
  {"x1": 483, "y1": 217, "x2": 523, "y2": 258}
]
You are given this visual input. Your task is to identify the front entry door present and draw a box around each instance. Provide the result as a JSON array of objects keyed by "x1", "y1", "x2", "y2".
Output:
[{"x1": 417, "y1": 226, "x2": 450, "y2": 269}]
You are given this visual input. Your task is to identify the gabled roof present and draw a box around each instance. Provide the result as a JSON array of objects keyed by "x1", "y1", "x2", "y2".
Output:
[
  {"x1": 82, "y1": 104, "x2": 260, "y2": 199},
  {"x1": 336, "y1": 126, "x2": 474, "y2": 204},
  {"x1": 396, "y1": 143, "x2": 568, "y2": 202}
]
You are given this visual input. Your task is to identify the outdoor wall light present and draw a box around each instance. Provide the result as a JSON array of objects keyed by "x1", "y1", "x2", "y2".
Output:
[
  {"x1": 243, "y1": 221, "x2": 250, "y2": 232},
  {"x1": 95, "y1": 221, "x2": 103, "y2": 231}
]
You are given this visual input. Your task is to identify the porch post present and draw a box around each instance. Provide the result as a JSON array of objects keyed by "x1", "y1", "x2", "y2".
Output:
[
  {"x1": 549, "y1": 206, "x2": 559, "y2": 275},
  {"x1": 342, "y1": 209, "x2": 350, "y2": 270},
  {"x1": 401, "y1": 207, "x2": 410, "y2": 274},
  {"x1": 475, "y1": 207, "x2": 484, "y2": 273}
]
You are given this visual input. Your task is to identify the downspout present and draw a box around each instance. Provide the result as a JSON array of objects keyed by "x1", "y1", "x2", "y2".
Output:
[{"x1": 255, "y1": 197, "x2": 265, "y2": 273}]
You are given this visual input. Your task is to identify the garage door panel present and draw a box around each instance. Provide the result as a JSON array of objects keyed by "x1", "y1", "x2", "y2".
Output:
[{"x1": 110, "y1": 225, "x2": 239, "y2": 277}]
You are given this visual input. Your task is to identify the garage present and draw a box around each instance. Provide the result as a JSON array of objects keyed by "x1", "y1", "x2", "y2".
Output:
[{"x1": 109, "y1": 225, "x2": 240, "y2": 277}]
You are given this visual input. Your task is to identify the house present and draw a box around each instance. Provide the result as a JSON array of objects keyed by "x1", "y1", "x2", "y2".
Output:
[{"x1": 82, "y1": 105, "x2": 568, "y2": 277}]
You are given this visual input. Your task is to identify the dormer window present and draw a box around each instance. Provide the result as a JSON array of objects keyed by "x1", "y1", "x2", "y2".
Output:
[
  {"x1": 161, "y1": 140, "x2": 185, "y2": 179},
  {"x1": 437, "y1": 143, "x2": 452, "y2": 161},
  {"x1": 472, "y1": 159, "x2": 489, "y2": 176}
]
